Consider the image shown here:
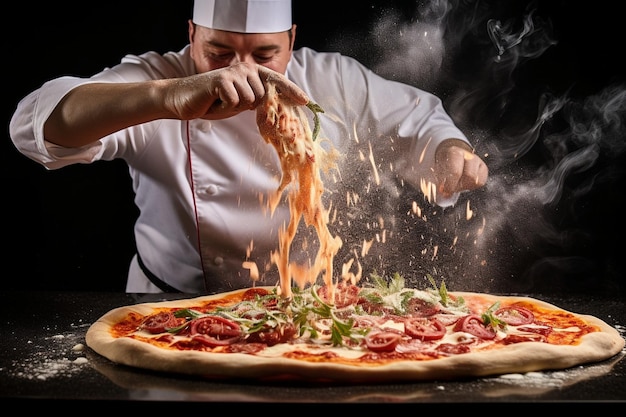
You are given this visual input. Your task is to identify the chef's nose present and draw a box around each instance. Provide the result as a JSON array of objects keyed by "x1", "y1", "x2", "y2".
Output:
[{"x1": 233, "y1": 54, "x2": 256, "y2": 65}]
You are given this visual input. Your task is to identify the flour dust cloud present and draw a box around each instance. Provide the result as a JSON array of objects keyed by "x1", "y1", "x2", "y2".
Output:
[{"x1": 314, "y1": 0, "x2": 625, "y2": 294}]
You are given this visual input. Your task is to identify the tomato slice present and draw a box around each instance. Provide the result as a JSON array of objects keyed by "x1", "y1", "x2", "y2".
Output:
[
  {"x1": 453, "y1": 314, "x2": 497, "y2": 340},
  {"x1": 494, "y1": 306, "x2": 535, "y2": 326},
  {"x1": 404, "y1": 317, "x2": 446, "y2": 340},
  {"x1": 364, "y1": 331, "x2": 402, "y2": 352},
  {"x1": 189, "y1": 316, "x2": 242, "y2": 346},
  {"x1": 140, "y1": 311, "x2": 181, "y2": 334}
]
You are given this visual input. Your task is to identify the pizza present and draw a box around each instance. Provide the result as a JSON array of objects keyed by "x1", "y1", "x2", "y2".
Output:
[
  {"x1": 86, "y1": 80, "x2": 623, "y2": 383},
  {"x1": 85, "y1": 273, "x2": 624, "y2": 383}
]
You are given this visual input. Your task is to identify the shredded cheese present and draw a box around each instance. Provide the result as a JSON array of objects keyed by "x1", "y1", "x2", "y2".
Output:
[{"x1": 256, "y1": 82, "x2": 342, "y2": 298}]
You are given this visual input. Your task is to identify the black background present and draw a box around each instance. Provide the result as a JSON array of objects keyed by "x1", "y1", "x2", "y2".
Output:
[{"x1": 4, "y1": 0, "x2": 624, "y2": 294}]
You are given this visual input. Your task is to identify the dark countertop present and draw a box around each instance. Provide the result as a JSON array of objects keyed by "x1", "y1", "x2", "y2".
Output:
[{"x1": 1, "y1": 291, "x2": 624, "y2": 409}]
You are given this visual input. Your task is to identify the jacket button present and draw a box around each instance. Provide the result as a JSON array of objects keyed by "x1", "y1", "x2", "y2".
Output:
[
  {"x1": 214, "y1": 256, "x2": 224, "y2": 265},
  {"x1": 198, "y1": 121, "x2": 212, "y2": 133},
  {"x1": 206, "y1": 184, "x2": 218, "y2": 195}
]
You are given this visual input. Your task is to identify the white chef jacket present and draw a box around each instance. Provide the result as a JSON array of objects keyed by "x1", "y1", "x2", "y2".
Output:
[{"x1": 9, "y1": 46, "x2": 468, "y2": 294}]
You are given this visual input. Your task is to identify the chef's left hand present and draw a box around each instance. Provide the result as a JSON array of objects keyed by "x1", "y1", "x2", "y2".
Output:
[{"x1": 434, "y1": 139, "x2": 488, "y2": 199}]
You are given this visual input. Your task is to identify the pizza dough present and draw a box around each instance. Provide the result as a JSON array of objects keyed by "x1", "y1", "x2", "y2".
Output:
[{"x1": 85, "y1": 286, "x2": 625, "y2": 383}]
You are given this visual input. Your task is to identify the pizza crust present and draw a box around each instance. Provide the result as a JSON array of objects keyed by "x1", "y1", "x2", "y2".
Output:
[{"x1": 85, "y1": 288, "x2": 625, "y2": 383}]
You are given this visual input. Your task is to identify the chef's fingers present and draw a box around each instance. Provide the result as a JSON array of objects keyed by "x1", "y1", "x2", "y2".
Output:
[
  {"x1": 209, "y1": 65, "x2": 266, "y2": 110},
  {"x1": 459, "y1": 153, "x2": 488, "y2": 191},
  {"x1": 434, "y1": 143, "x2": 464, "y2": 197},
  {"x1": 258, "y1": 66, "x2": 310, "y2": 105},
  {"x1": 434, "y1": 141, "x2": 488, "y2": 196},
  {"x1": 211, "y1": 80, "x2": 260, "y2": 110}
]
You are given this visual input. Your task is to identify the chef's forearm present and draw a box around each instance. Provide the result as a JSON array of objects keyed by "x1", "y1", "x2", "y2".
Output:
[{"x1": 43, "y1": 81, "x2": 171, "y2": 147}]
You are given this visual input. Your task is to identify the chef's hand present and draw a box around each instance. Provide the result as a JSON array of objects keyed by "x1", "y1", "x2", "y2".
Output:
[
  {"x1": 164, "y1": 63, "x2": 309, "y2": 120},
  {"x1": 434, "y1": 139, "x2": 488, "y2": 199},
  {"x1": 44, "y1": 63, "x2": 309, "y2": 148}
]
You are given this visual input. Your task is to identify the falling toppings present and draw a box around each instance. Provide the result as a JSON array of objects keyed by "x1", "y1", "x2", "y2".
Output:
[{"x1": 256, "y1": 82, "x2": 342, "y2": 298}]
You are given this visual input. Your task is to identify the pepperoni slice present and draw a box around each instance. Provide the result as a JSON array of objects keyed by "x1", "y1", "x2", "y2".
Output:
[
  {"x1": 453, "y1": 314, "x2": 497, "y2": 340},
  {"x1": 241, "y1": 287, "x2": 270, "y2": 300},
  {"x1": 240, "y1": 287, "x2": 278, "y2": 309},
  {"x1": 404, "y1": 317, "x2": 446, "y2": 341},
  {"x1": 494, "y1": 306, "x2": 535, "y2": 326},
  {"x1": 364, "y1": 331, "x2": 402, "y2": 352},
  {"x1": 352, "y1": 315, "x2": 386, "y2": 328},
  {"x1": 434, "y1": 313, "x2": 462, "y2": 326},
  {"x1": 140, "y1": 311, "x2": 181, "y2": 334},
  {"x1": 405, "y1": 297, "x2": 440, "y2": 317},
  {"x1": 246, "y1": 322, "x2": 297, "y2": 346},
  {"x1": 189, "y1": 316, "x2": 242, "y2": 347},
  {"x1": 517, "y1": 325, "x2": 552, "y2": 336},
  {"x1": 318, "y1": 282, "x2": 360, "y2": 308},
  {"x1": 436, "y1": 343, "x2": 471, "y2": 355},
  {"x1": 502, "y1": 333, "x2": 547, "y2": 344}
]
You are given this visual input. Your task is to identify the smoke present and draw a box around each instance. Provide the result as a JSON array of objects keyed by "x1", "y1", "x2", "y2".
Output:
[
  {"x1": 324, "y1": 0, "x2": 625, "y2": 294},
  {"x1": 368, "y1": 3, "x2": 448, "y2": 92}
]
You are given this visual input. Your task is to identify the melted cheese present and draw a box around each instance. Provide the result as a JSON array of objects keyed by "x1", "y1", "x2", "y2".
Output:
[{"x1": 119, "y1": 290, "x2": 600, "y2": 366}]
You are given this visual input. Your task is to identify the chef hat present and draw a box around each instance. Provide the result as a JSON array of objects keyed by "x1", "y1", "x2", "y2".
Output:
[{"x1": 193, "y1": 0, "x2": 292, "y2": 33}]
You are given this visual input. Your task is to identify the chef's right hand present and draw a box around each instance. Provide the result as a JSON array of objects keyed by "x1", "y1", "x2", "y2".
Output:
[{"x1": 163, "y1": 63, "x2": 309, "y2": 120}]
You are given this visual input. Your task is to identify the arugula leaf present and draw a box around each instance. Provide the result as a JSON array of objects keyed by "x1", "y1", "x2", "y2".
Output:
[
  {"x1": 425, "y1": 274, "x2": 468, "y2": 310},
  {"x1": 368, "y1": 271, "x2": 406, "y2": 295},
  {"x1": 306, "y1": 101, "x2": 324, "y2": 141},
  {"x1": 173, "y1": 308, "x2": 204, "y2": 319},
  {"x1": 360, "y1": 292, "x2": 384, "y2": 306},
  {"x1": 388, "y1": 272, "x2": 406, "y2": 293},
  {"x1": 482, "y1": 302, "x2": 507, "y2": 330},
  {"x1": 289, "y1": 285, "x2": 366, "y2": 346},
  {"x1": 166, "y1": 322, "x2": 189, "y2": 334},
  {"x1": 329, "y1": 311, "x2": 355, "y2": 346},
  {"x1": 427, "y1": 274, "x2": 449, "y2": 306},
  {"x1": 369, "y1": 271, "x2": 387, "y2": 291},
  {"x1": 398, "y1": 291, "x2": 415, "y2": 315}
]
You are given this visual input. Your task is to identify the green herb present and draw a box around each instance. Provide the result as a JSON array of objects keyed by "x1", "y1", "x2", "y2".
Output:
[
  {"x1": 360, "y1": 291, "x2": 384, "y2": 306},
  {"x1": 426, "y1": 274, "x2": 467, "y2": 310},
  {"x1": 306, "y1": 101, "x2": 324, "y2": 141},
  {"x1": 369, "y1": 271, "x2": 406, "y2": 295},
  {"x1": 290, "y1": 285, "x2": 364, "y2": 346},
  {"x1": 398, "y1": 291, "x2": 415, "y2": 315},
  {"x1": 329, "y1": 310, "x2": 358, "y2": 346},
  {"x1": 358, "y1": 271, "x2": 399, "y2": 314},
  {"x1": 427, "y1": 274, "x2": 449, "y2": 306},
  {"x1": 173, "y1": 308, "x2": 204, "y2": 319},
  {"x1": 166, "y1": 322, "x2": 189, "y2": 334},
  {"x1": 482, "y1": 302, "x2": 507, "y2": 331}
]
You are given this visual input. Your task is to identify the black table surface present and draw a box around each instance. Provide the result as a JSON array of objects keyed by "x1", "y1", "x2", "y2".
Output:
[{"x1": 1, "y1": 290, "x2": 624, "y2": 409}]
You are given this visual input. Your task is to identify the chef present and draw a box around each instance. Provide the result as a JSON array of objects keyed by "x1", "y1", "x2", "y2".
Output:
[{"x1": 9, "y1": 0, "x2": 488, "y2": 294}]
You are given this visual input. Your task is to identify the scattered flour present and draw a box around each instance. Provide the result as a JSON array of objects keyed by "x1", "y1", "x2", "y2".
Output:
[
  {"x1": 9, "y1": 330, "x2": 90, "y2": 381},
  {"x1": 492, "y1": 370, "x2": 571, "y2": 388}
]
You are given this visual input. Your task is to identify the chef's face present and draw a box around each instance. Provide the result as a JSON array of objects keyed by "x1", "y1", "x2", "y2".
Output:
[{"x1": 189, "y1": 21, "x2": 295, "y2": 74}]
